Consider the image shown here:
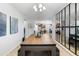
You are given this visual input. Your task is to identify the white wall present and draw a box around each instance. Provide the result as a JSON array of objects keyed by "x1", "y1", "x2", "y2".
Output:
[
  {"x1": 0, "y1": 3, "x2": 25, "y2": 55},
  {"x1": 52, "y1": 16, "x2": 56, "y2": 39}
]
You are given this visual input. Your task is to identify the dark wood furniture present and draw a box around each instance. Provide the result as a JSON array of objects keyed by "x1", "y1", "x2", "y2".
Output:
[
  {"x1": 18, "y1": 34, "x2": 60, "y2": 56},
  {"x1": 18, "y1": 44, "x2": 59, "y2": 56}
]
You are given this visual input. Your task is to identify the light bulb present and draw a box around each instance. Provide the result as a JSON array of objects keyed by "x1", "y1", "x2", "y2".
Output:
[
  {"x1": 33, "y1": 5, "x2": 37, "y2": 12},
  {"x1": 39, "y1": 4, "x2": 43, "y2": 8},
  {"x1": 33, "y1": 5, "x2": 36, "y2": 9},
  {"x1": 43, "y1": 6, "x2": 46, "y2": 10},
  {"x1": 40, "y1": 9, "x2": 42, "y2": 12},
  {"x1": 35, "y1": 8, "x2": 37, "y2": 12}
]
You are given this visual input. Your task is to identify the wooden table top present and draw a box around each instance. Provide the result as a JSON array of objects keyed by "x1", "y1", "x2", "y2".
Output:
[{"x1": 22, "y1": 33, "x2": 55, "y2": 45}]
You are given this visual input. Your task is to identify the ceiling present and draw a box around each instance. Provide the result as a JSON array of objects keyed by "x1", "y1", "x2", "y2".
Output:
[{"x1": 10, "y1": 3, "x2": 68, "y2": 21}]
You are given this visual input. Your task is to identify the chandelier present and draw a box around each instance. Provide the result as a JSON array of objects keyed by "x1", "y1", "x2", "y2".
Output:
[{"x1": 33, "y1": 4, "x2": 46, "y2": 12}]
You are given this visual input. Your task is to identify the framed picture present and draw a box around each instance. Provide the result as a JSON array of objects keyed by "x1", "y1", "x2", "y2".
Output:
[
  {"x1": 10, "y1": 16, "x2": 18, "y2": 34},
  {"x1": 0, "y1": 12, "x2": 7, "y2": 36}
]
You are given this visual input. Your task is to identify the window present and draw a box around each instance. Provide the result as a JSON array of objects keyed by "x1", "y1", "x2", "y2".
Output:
[
  {"x1": 55, "y1": 3, "x2": 78, "y2": 55},
  {"x1": 56, "y1": 13, "x2": 60, "y2": 42}
]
